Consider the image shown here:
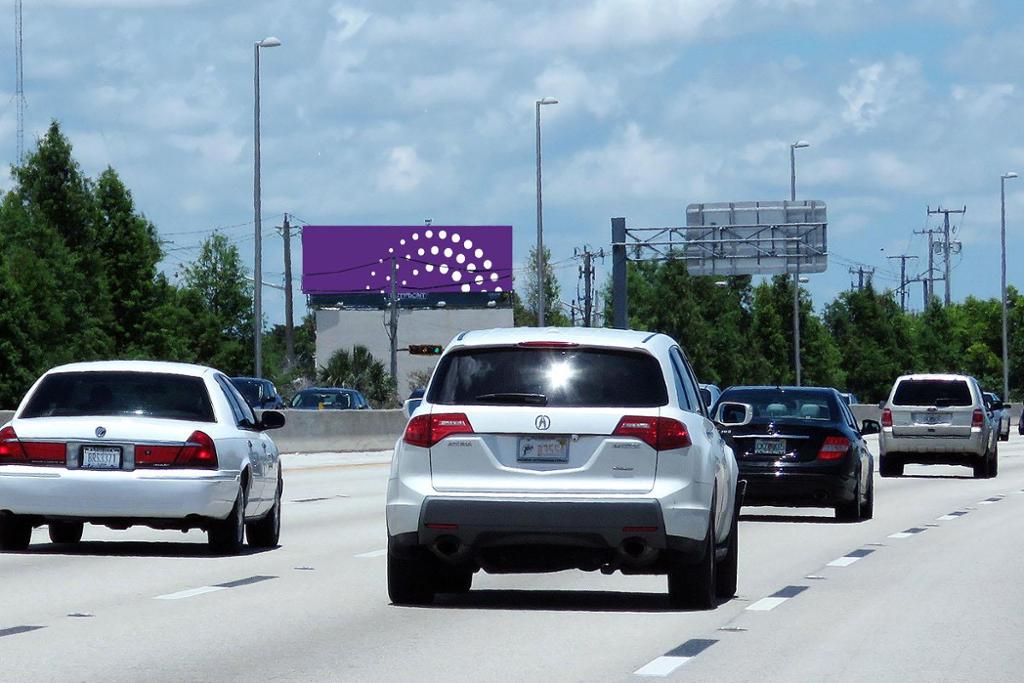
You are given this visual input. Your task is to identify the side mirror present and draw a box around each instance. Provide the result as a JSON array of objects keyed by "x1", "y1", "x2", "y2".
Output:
[
  {"x1": 715, "y1": 401, "x2": 753, "y2": 427},
  {"x1": 699, "y1": 387, "x2": 712, "y2": 408},
  {"x1": 259, "y1": 410, "x2": 286, "y2": 431},
  {"x1": 877, "y1": 400, "x2": 886, "y2": 410},
  {"x1": 404, "y1": 398, "x2": 423, "y2": 419},
  {"x1": 861, "y1": 419, "x2": 881, "y2": 435},
  {"x1": 990, "y1": 400, "x2": 1004, "y2": 412}
]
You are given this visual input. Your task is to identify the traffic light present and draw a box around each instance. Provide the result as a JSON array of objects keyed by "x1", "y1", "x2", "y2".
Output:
[{"x1": 408, "y1": 344, "x2": 443, "y2": 355}]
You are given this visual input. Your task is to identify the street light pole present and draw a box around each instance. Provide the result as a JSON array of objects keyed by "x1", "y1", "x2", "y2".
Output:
[
  {"x1": 790, "y1": 140, "x2": 810, "y2": 386},
  {"x1": 1001, "y1": 172, "x2": 1018, "y2": 401},
  {"x1": 253, "y1": 36, "x2": 281, "y2": 378},
  {"x1": 535, "y1": 97, "x2": 558, "y2": 327}
]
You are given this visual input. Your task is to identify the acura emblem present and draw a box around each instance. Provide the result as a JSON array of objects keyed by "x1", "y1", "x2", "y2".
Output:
[
  {"x1": 535, "y1": 415, "x2": 551, "y2": 431},
  {"x1": 95, "y1": 426, "x2": 107, "y2": 438}
]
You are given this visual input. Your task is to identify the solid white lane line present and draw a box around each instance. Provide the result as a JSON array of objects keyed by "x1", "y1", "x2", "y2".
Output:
[
  {"x1": 355, "y1": 549, "x2": 387, "y2": 558},
  {"x1": 155, "y1": 586, "x2": 225, "y2": 600},
  {"x1": 827, "y1": 556, "x2": 861, "y2": 567},
  {"x1": 634, "y1": 656, "x2": 691, "y2": 677},
  {"x1": 746, "y1": 597, "x2": 788, "y2": 611}
]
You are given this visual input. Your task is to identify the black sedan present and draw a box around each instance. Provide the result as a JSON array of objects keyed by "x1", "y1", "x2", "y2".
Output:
[{"x1": 714, "y1": 386, "x2": 878, "y2": 522}]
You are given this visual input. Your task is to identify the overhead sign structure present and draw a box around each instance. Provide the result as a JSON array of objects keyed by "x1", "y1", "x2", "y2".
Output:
[
  {"x1": 302, "y1": 225, "x2": 513, "y2": 296},
  {"x1": 611, "y1": 200, "x2": 828, "y2": 328}
]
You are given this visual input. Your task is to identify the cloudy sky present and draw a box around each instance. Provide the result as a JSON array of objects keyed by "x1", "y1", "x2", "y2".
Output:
[{"x1": 3, "y1": 0, "x2": 1023, "y2": 324}]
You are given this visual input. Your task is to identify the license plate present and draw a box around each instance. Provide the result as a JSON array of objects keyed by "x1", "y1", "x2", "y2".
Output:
[
  {"x1": 518, "y1": 436, "x2": 569, "y2": 463},
  {"x1": 913, "y1": 412, "x2": 948, "y2": 425},
  {"x1": 754, "y1": 439, "x2": 787, "y2": 456},
  {"x1": 82, "y1": 446, "x2": 121, "y2": 469}
]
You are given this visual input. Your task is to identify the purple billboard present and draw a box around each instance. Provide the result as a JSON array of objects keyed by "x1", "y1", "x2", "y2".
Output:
[{"x1": 302, "y1": 225, "x2": 513, "y2": 295}]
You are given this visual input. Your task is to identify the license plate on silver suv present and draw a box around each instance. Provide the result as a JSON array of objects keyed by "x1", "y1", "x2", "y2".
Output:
[
  {"x1": 913, "y1": 412, "x2": 949, "y2": 425},
  {"x1": 517, "y1": 436, "x2": 569, "y2": 463}
]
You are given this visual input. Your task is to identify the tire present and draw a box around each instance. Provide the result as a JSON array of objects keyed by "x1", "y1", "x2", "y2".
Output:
[
  {"x1": 714, "y1": 502, "x2": 739, "y2": 599},
  {"x1": 879, "y1": 455, "x2": 903, "y2": 477},
  {"x1": 387, "y1": 539, "x2": 438, "y2": 606},
  {"x1": 48, "y1": 521, "x2": 84, "y2": 544},
  {"x1": 972, "y1": 451, "x2": 990, "y2": 479},
  {"x1": 208, "y1": 486, "x2": 246, "y2": 555},
  {"x1": 668, "y1": 502, "x2": 716, "y2": 610},
  {"x1": 989, "y1": 445, "x2": 998, "y2": 478},
  {"x1": 435, "y1": 568, "x2": 473, "y2": 594},
  {"x1": 861, "y1": 474, "x2": 874, "y2": 520},
  {"x1": 246, "y1": 476, "x2": 282, "y2": 548},
  {"x1": 835, "y1": 475, "x2": 861, "y2": 522},
  {"x1": 0, "y1": 515, "x2": 32, "y2": 551}
]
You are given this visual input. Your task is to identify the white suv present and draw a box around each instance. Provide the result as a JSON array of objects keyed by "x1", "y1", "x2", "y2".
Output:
[
  {"x1": 879, "y1": 373, "x2": 998, "y2": 479},
  {"x1": 385, "y1": 328, "x2": 741, "y2": 609}
]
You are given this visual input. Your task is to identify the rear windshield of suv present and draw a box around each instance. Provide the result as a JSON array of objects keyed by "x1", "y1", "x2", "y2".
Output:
[
  {"x1": 428, "y1": 347, "x2": 668, "y2": 407},
  {"x1": 892, "y1": 379, "x2": 972, "y2": 407},
  {"x1": 20, "y1": 371, "x2": 215, "y2": 422}
]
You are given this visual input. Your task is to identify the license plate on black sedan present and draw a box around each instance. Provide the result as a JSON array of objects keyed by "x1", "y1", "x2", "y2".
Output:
[
  {"x1": 81, "y1": 446, "x2": 122, "y2": 470},
  {"x1": 753, "y1": 439, "x2": 787, "y2": 456},
  {"x1": 518, "y1": 436, "x2": 569, "y2": 463}
]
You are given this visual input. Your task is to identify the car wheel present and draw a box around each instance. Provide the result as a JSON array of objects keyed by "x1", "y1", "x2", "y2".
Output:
[
  {"x1": 668, "y1": 500, "x2": 716, "y2": 610},
  {"x1": 861, "y1": 475, "x2": 874, "y2": 520},
  {"x1": 879, "y1": 455, "x2": 903, "y2": 477},
  {"x1": 387, "y1": 539, "x2": 438, "y2": 606},
  {"x1": 972, "y1": 451, "x2": 990, "y2": 479},
  {"x1": 246, "y1": 476, "x2": 282, "y2": 548},
  {"x1": 48, "y1": 521, "x2": 84, "y2": 544},
  {"x1": 0, "y1": 515, "x2": 32, "y2": 551},
  {"x1": 435, "y1": 568, "x2": 473, "y2": 594},
  {"x1": 208, "y1": 486, "x2": 246, "y2": 555},
  {"x1": 835, "y1": 475, "x2": 861, "y2": 522},
  {"x1": 714, "y1": 501, "x2": 739, "y2": 599},
  {"x1": 989, "y1": 445, "x2": 998, "y2": 478}
]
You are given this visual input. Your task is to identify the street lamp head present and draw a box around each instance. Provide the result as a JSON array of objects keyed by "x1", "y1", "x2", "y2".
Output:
[
  {"x1": 1003, "y1": 172, "x2": 1019, "y2": 180},
  {"x1": 257, "y1": 37, "x2": 282, "y2": 48},
  {"x1": 791, "y1": 140, "x2": 810, "y2": 149},
  {"x1": 537, "y1": 97, "x2": 558, "y2": 105}
]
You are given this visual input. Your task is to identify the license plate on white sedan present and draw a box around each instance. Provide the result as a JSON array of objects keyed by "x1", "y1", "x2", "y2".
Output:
[
  {"x1": 82, "y1": 446, "x2": 121, "y2": 469},
  {"x1": 754, "y1": 439, "x2": 787, "y2": 456},
  {"x1": 518, "y1": 436, "x2": 569, "y2": 463}
]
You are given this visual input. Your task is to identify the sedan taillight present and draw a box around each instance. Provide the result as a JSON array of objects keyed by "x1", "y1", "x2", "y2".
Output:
[
  {"x1": 0, "y1": 426, "x2": 65, "y2": 466},
  {"x1": 817, "y1": 436, "x2": 850, "y2": 461},
  {"x1": 136, "y1": 431, "x2": 217, "y2": 469}
]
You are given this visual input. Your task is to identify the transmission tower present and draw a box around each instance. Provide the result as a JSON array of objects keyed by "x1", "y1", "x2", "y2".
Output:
[{"x1": 14, "y1": 0, "x2": 25, "y2": 162}]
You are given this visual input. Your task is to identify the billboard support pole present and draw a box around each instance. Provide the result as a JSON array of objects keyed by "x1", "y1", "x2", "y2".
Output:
[
  {"x1": 612, "y1": 217, "x2": 627, "y2": 329},
  {"x1": 282, "y1": 214, "x2": 295, "y2": 370},
  {"x1": 389, "y1": 256, "x2": 398, "y2": 397}
]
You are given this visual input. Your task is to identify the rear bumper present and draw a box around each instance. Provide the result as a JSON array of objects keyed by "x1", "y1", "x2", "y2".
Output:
[
  {"x1": 0, "y1": 466, "x2": 239, "y2": 521},
  {"x1": 739, "y1": 470, "x2": 855, "y2": 507},
  {"x1": 880, "y1": 429, "x2": 986, "y2": 457}
]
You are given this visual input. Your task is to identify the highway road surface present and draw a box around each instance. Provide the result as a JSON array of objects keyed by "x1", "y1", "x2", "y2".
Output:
[{"x1": 2, "y1": 435, "x2": 1023, "y2": 682}]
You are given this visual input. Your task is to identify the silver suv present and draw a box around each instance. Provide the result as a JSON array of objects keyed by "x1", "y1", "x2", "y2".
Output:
[
  {"x1": 879, "y1": 373, "x2": 998, "y2": 478},
  {"x1": 385, "y1": 328, "x2": 741, "y2": 609}
]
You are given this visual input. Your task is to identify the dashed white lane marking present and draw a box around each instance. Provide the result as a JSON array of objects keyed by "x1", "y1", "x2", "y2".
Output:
[
  {"x1": 889, "y1": 527, "x2": 926, "y2": 539},
  {"x1": 937, "y1": 514, "x2": 957, "y2": 521},
  {"x1": 827, "y1": 556, "x2": 860, "y2": 567},
  {"x1": 355, "y1": 549, "x2": 387, "y2": 559},
  {"x1": 156, "y1": 586, "x2": 224, "y2": 600},
  {"x1": 747, "y1": 597, "x2": 789, "y2": 611},
  {"x1": 634, "y1": 639, "x2": 716, "y2": 677}
]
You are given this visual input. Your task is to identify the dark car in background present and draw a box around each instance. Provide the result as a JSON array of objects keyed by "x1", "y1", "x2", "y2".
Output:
[
  {"x1": 715, "y1": 386, "x2": 877, "y2": 522},
  {"x1": 983, "y1": 392, "x2": 1010, "y2": 442},
  {"x1": 230, "y1": 376, "x2": 285, "y2": 410},
  {"x1": 290, "y1": 387, "x2": 370, "y2": 410}
]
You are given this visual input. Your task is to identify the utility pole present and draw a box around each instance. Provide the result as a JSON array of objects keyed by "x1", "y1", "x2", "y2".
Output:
[
  {"x1": 913, "y1": 227, "x2": 944, "y2": 306},
  {"x1": 848, "y1": 266, "x2": 874, "y2": 292},
  {"x1": 887, "y1": 254, "x2": 919, "y2": 312},
  {"x1": 927, "y1": 205, "x2": 966, "y2": 305},
  {"x1": 281, "y1": 214, "x2": 295, "y2": 370},
  {"x1": 574, "y1": 245, "x2": 605, "y2": 327},
  {"x1": 388, "y1": 256, "x2": 398, "y2": 387},
  {"x1": 15, "y1": 0, "x2": 25, "y2": 163}
]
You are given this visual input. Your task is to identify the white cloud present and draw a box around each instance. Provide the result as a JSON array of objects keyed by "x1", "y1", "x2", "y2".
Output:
[
  {"x1": 839, "y1": 56, "x2": 922, "y2": 132},
  {"x1": 951, "y1": 83, "x2": 1016, "y2": 119},
  {"x1": 170, "y1": 129, "x2": 247, "y2": 165},
  {"x1": 377, "y1": 146, "x2": 429, "y2": 193},
  {"x1": 533, "y1": 61, "x2": 620, "y2": 119}
]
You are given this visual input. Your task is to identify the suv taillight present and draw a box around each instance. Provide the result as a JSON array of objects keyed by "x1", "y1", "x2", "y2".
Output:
[
  {"x1": 403, "y1": 413, "x2": 474, "y2": 448},
  {"x1": 817, "y1": 436, "x2": 850, "y2": 461},
  {"x1": 613, "y1": 416, "x2": 691, "y2": 451},
  {"x1": 881, "y1": 408, "x2": 892, "y2": 428},
  {"x1": 972, "y1": 409, "x2": 984, "y2": 428}
]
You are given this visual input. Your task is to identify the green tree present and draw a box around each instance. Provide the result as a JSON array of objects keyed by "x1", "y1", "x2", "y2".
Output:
[
  {"x1": 178, "y1": 233, "x2": 254, "y2": 374},
  {"x1": 513, "y1": 246, "x2": 570, "y2": 326},
  {"x1": 318, "y1": 345, "x2": 396, "y2": 407}
]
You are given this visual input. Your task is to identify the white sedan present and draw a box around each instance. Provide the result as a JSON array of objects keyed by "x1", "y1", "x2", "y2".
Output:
[{"x1": 0, "y1": 360, "x2": 284, "y2": 554}]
